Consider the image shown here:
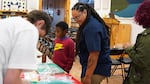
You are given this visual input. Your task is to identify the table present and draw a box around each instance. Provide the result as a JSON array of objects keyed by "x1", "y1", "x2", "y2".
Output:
[{"x1": 21, "y1": 63, "x2": 82, "y2": 84}]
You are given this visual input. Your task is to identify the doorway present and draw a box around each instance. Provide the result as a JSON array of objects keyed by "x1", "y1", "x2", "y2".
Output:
[{"x1": 42, "y1": 0, "x2": 66, "y2": 29}]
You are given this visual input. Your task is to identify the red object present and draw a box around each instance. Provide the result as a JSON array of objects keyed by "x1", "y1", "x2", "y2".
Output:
[
  {"x1": 21, "y1": 72, "x2": 82, "y2": 84},
  {"x1": 52, "y1": 38, "x2": 75, "y2": 73},
  {"x1": 42, "y1": 54, "x2": 46, "y2": 63},
  {"x1": 54, "y1": 73, "x2": 82, "y2": 84}
]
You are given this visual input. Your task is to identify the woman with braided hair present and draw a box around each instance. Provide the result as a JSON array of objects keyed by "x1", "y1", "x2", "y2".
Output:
[{"x1": 72, "y1": 2, "x2": 111, "y2": 84}]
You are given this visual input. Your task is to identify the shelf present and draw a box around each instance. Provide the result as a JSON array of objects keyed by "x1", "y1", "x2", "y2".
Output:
[
  {"x1": 103, "y1": 18, "x2": 120, "y2": 25},
  {"x1": 0, "y1": 10, "x2": 27, "y2": 17}
]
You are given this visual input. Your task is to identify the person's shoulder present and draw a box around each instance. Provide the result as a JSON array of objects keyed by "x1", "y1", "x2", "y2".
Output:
[
  {"x1": 86, "y1": 16, "x2": 101, "y2": 27},
  {"x1": 66, "y1": 37, "x2": 73, "y2": 41},
  {"x1": 0, "y1": 17, "x2": 23, "y2": 23},
  {"x1": 84, "y1": 18, "x2": 101, "y2": 33},
  {"x1": 2, "y1": 17, "x2": 37, "y2": 32},
  {"x1": 14, "y1": 17, "x2": 37, "y2": 32},
  {"x1": 8, "y1": 17, "x2": 25, "y2": 22},
  {"x1": 9, "y1": 17, "x2": 34, "y2": 28},
  {"x1": 89, "y1": 16, "x2": 99, "y2": 24},
  {"x1": 66, "y1": 37, "x2": 74, "y2": 43},
  {"x1": 18, "y1": 17, "x2": 36, "y2": 29}
]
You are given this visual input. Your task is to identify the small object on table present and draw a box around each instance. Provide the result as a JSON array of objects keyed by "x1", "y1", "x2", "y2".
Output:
[{"x1": 42, "y1": 54, "x2": 46, "y2": 63}]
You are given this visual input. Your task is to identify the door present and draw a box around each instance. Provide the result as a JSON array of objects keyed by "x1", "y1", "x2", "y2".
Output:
[{"x1": 41, "y1": 0, "x2": 69, "y2": 29}]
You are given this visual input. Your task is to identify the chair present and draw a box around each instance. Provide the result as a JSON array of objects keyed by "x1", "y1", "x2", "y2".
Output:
[
  {"x1": 118, "y1": 57, "x2": 132, "y2": 79},
  {"x1": 110, "y1": 48, "x2": 125, "y2": 78},
  {"x1": 106, "y1": 48, "x2": 125, "y2": 84},
  {"x1": 111, "y1": 59, "x2": 122, "y2": 75},
  {"x1": 110, "y1": 48, "x2": 124, "y2": 74}
]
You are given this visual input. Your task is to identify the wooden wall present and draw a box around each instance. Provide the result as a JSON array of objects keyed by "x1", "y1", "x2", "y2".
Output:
[
  {"x1": 64, "y1": 0, "x2": 70, "y2": 26},
  {"x1": 110, "y1": 24, "x2": 131, "y2": 48},
  {"x1": 103, "y1": 18, "x2": 131, "y2": 48},
  {"x1": 39, "y1": 0, "x2": 42, "y2": 10}
]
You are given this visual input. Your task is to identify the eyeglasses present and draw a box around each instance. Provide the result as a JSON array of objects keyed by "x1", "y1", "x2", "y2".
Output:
[{"x1": 72, "y1": 13, "x2": 82, "y2": 21}]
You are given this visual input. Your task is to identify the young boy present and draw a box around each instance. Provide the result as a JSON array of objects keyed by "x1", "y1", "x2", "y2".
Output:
[{"x1": 52, "y1": 21, "x2": 75, "y2": 73}]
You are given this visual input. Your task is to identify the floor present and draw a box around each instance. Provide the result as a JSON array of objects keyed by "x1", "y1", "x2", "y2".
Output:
[{"x1": 70, "y1": 57, "x2": 124, "y2": 84}]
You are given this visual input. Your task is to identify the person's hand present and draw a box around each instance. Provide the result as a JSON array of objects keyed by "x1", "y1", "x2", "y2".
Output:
[
  {"x1": 123, "y1": 42, "x2": 132, "y2": 49},
  {"x1": 82, "y1": 76, "x2": 91, "y2": 84}
]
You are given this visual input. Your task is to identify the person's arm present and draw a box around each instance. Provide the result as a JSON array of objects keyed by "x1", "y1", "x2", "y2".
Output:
[
  {"x1": 125, "y1": 34, "x2": 150, "y2": 68},
  {"x1": 4, "y1": 69, "x2": 22, "y2": 84},
  {"x1": 85, "y1": 51, "x2": 99, "y2": 78},
  {"x1": 65, "y1": 40, "x2": 75, "y2": 72},
  {"x1": 5, "y1": 29, "x2": 39, "y2": 84}
]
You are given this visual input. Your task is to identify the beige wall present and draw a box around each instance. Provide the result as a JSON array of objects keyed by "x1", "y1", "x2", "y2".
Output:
[
  {"x1": 116, "y1": 16, "x2": 144, "y2": 44},
  {"x1": 94, "y1": 0, "x2": 111, "y2": 17},
  {"x1": 27, "y1": 0, "x2": 39, "y2": 12}
]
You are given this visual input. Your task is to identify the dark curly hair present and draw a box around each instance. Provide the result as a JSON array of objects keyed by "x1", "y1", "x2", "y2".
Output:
[
  {"x1": 56, "y1": 21, "x2": 68, "y2": 31},
  {"x1": 135, "y1": 0, "x2": 150, "y2": 28}
]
